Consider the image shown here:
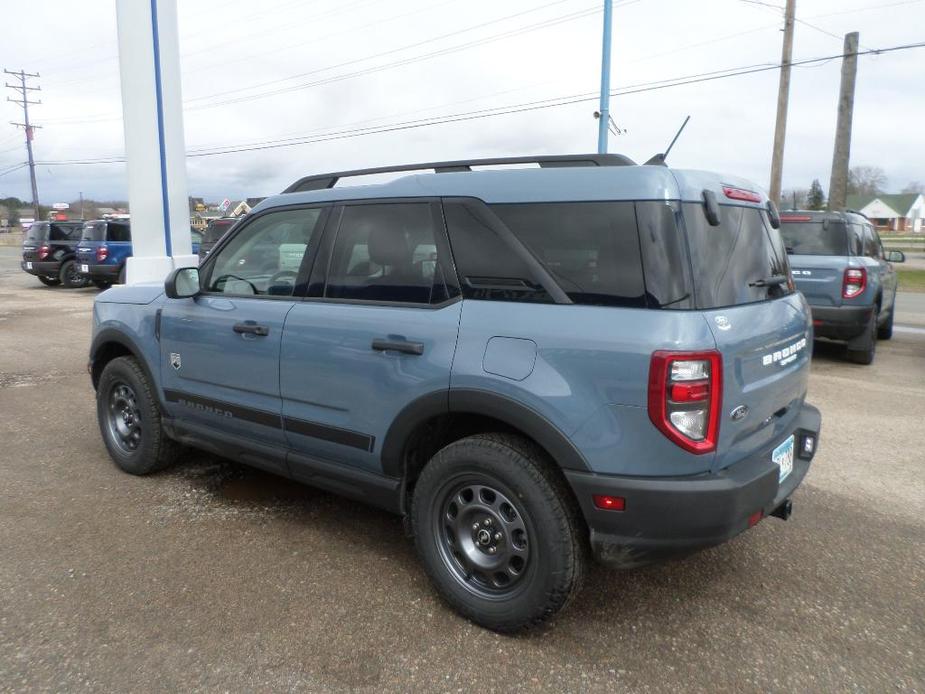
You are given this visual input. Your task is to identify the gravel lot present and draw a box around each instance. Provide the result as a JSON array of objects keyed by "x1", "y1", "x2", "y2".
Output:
[{"x1": 1, "y1": 248, "x2": 923, "y2": 693}]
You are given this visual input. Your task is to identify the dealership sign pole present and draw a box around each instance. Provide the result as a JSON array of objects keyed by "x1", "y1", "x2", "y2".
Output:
[{"x1": 115, "y1": 0, "x2": 196, "y2": 284}]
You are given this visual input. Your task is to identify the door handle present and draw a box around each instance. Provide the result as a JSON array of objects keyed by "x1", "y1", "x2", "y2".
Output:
[
  {"x1": 371, "y1": 338, "x2": 424, "y2": 355},
  {"x1": 233, "y1": 321, "x2": 270, "y2": 336}
]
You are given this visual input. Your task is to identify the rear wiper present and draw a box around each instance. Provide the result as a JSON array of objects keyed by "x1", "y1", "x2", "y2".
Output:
[{"x1": 748, "y1": 275, "x2": 789, "y2": 288}]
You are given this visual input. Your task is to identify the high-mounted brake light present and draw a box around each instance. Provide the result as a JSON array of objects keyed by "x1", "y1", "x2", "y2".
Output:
[
  {"x1": 648, "y1": 350, "x2": 722, "y2": 454},
  {"x1": 96, "y1": 246, "x2": 109, "y2": 263},
  {"x1": 37, "y1": 245, "x2": 50, "y2": 260},
  {"x1": 842, "y1": 267, "x2": 866, "y2": 299},
  {"x1": 722, "y1": 186, "x2": 762, "y2": 203},
  {"x1": 780, "y1": 215, "x2": 813, "y2": 222}
]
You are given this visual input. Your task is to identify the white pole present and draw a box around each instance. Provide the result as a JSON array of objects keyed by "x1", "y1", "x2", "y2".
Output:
[{"x1": 115, "y1": 0, "x2": 196, "y2": 284}]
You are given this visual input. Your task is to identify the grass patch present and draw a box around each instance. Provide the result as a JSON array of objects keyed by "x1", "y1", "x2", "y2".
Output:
[{"x1": 897, "y1": 267, "x2": 925, "y2": 293}]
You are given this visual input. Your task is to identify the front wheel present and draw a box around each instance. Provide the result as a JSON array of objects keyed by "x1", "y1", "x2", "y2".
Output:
[
  {"x1": 96, "y1": 356, "x2": 180, "y2": 475},
  {"x1": 411, "y1": 434, "x2": 584, "y2": 632}
]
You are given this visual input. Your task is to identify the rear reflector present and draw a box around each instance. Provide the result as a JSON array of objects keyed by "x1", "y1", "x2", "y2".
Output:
[
  {"x1": 722, "y1": 186, "x2": 762, "y2": 203},
  {"x1": 748, "y1": 510, "x2": 763, "y2": 528},
  {"x1": 592, "y1": 495, "x2": 625, "y2": 511}
]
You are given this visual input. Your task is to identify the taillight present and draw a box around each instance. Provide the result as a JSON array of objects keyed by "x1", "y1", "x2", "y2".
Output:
[
  {"x1": 842, "y1": 267, "x2": 866, "y2": 299},
  {"x1": 96, "y1": 246, "x2": 109, "y2": 262},
  {"x1": 648, "y1": 350, "x2": 722, "y2": 454},
  {"x1": 37, "y1": 245, "x2": 50, "y2": 260}
]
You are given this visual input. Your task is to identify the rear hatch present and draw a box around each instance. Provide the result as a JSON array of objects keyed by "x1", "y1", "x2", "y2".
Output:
[
  {"x1": 22, "y1": 222, "x2": 48, "y2": 261},
  {"x1": 779, "y1": 217, "x2": 853, "y2": 307},
  {"x1": 682, "y1": 202, "x2": 811, "y2": 473},
  {"x1": 76, "y1": 221, "x2": 106, "y2": 265}
]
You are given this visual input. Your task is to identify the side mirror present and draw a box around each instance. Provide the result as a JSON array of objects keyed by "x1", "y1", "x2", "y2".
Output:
[
  {"x1": 766, "y1": 200, "x2": 781, "y2": 229},
  {"x1": 885, "y1": 249, "x2": 905, "y2": 263},
  {"x1": 165, "y1": 267, "x2": 200, "y2": 299}
]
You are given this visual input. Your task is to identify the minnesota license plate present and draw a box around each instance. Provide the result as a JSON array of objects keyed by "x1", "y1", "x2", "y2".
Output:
[
  {"x1": 80, "y1": 264, "x2": 89, "y2": 273},
  {"x1": 772, "y1": 435, "x2": 794, "y2": 482}
]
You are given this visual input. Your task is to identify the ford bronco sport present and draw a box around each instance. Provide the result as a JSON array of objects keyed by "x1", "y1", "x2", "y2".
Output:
[
  {"x1": 780, "y1": 210, "x2": 904, "y2": 364},
  {"x1": 21, "y1": 220, "x2": 89, "y2": 288},
  {"x1": 89, "y1": 154, "x2": 821, "y2": 631}
]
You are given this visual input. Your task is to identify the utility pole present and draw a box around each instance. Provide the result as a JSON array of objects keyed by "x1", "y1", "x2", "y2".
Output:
[
  {"x1": 827, "y1": 32, "x2": 860, "y2": 211},
  {"x1": 597, "y1": 0, "x2": 613, "y2": 154},
  {"x1": 5, "y1": 69, "x2": 42, "y2": 221},
  {"x1": 79, "y1": 192, "x2": 84, "y2": 220},
  {"x1": 768, "y1": 0, "x2": 796, "y2": 208}
]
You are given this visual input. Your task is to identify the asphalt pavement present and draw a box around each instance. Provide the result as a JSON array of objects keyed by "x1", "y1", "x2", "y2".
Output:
[{"x1": 0, "y1": 248, "x2": 922, "y2": 692}]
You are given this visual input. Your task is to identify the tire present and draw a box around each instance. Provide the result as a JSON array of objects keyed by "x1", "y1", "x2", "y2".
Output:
[
  {"x1": 59, "y1": 259, "x2": 89, "y2": 289},
  {"x1": 411, "y1": 433, "x2": 584, "y2": 632},
  {"x1": 93, "y1": 280, "x2": 113, "y2": 290},
  {"x1": 847, "y1": 309, "x2": 878, "y2": 365},
  {"x1": 96, "y1": 356, "x2": 180, "y2": 475},
  {"x1": 877, "y1": 305, "x2": 894, "y2": 340},
  {"x1": 37, "y1": 275, "x2": 60, "y2": 286},
  {"x1": 117, "y1": 266, "x2": 126, "y2": 284}
]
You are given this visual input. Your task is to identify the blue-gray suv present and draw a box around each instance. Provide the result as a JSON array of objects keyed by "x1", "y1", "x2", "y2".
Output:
[{"x1": 89, "y1": 154, "x2": 821, "y2": 631}]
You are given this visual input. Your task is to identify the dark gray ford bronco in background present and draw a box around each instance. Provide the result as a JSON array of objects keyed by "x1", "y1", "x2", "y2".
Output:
[
  {"x1": 89, "y1": 154, "x2": 821, "y2": 631},
  {"x1": 780, "y1": 210, "x2": 904, "y2": 364}
]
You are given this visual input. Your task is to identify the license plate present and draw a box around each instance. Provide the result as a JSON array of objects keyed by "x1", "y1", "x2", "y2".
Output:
[
  {"x1": 80, "y1": 264, "x2": 89, "y2": 273},
  {"x1": 772, "y1": 435, "x2": 795, "y2": 482},
  {"x1": 25, "y1": 262, "x2": 32, "y2": 269}
]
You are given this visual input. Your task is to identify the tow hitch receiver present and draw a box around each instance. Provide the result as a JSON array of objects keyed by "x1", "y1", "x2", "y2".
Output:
[{"x1": 771, "y1": 498, "x2": 793, "y2": 521}]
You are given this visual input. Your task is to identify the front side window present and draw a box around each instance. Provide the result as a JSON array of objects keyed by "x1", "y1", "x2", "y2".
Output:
[
  {"x1": 205, "y1": 207, "x2": 323, "y2": 297},
  {"x1": 324, "y1": 203, "x2": 444, "y2": 304}
]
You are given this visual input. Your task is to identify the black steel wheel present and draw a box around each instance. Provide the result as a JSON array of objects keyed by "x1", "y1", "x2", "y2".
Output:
[
  {"x1": 59, "y1": 259, "x2": 89, "y2": 288},
  {"x1": 104, "y1": 382, "x2": 143, "y2": 454},
  {"x1": 412, "y1": 433, "x2": 584, "y2": 632}
]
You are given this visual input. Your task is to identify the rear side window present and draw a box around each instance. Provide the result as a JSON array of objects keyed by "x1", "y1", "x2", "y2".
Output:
[
  {"x1": 490, "y1": 202, "x2": 646, "y2": 307},
  {"x1": 862, "y1": 225, "x2": 882, "y2": 259},
  {"x1": 107, "y1": 222, "x2": 131, "y2": 242},
  {"x1": 780, "y1": 221, "x2": 848, "y2": 255},
  {"x1": 25, "y1": 222, "x2": 48, "y2": 242},
  {"x1": 682, "y1": 204, "x2": 793, "y2": 309}
]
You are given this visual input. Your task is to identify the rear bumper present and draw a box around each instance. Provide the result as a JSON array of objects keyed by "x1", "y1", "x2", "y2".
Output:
[
  {"x1": 564, "y1": 402, "x2": 821, "y2": 567},
  {"x1": 21, "y1": 260, "x2": 61, "y2": 276},
  {"x1": 76, "y1": 263, "x2": 121, "y2": 280},
  {"x1": 809, "y1": 304, "x2": 873, "y2": 341}
]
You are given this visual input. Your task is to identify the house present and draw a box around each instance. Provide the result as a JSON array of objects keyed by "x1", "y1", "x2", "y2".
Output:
[{"x1": 846, "y1": 193, "x2": 924, "y2": 233}]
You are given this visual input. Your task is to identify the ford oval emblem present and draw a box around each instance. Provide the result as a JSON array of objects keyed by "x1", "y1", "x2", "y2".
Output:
[
  {"x1": 714, "y1": 315, "x2": 732, "y2": 331},
  {"x1": 730, "y1": 405, "x2": 749, "y2": 422}
]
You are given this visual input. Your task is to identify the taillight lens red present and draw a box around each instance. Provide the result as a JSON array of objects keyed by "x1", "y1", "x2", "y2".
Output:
[
  {"x1": 96, "y1": 246, "x2": 109, "y2": 262},
  {"x1": 722, "y1": 186, "x2": 762, "y2": 203},
  {"x1": 37, "y1": 245, "x2": 50, "y2": 260},
  {"x1": 592, "y1": 495, "x2": 625, "y2": 511},
  {"x1": 842, "y1": 267, "x2": 866, "y2": 299},
  {"x1": 648, "y1": 350, "x2": 722, "y2": 454}
]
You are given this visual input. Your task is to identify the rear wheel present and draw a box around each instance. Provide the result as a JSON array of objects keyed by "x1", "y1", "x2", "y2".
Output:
[
  {"x1": 411, "y1": 434, "x2": 584, "y2": 632},
  {"x1": 96, "y1": 356, "x2": 180, "y2": 475},
  {"x1": 37, "y1": 275, "x2": 60, "y2": 286},
  {"x1": 117, "y1": 266, "x2": 126, "y2": 284},
  {"x1": 877, "y1": 305, "x2": 894, "y2": 340},
  {"x1": 59, "y1": 259, "x2": 89, "y2": 289},
  {"x1": 847, "y1": 309, "x2": 878, "y2": 365}
]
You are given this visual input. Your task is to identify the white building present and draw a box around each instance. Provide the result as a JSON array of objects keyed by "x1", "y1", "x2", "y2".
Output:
[{"x1": 847, "y1": 193, "x2": 924, "y2": 232}]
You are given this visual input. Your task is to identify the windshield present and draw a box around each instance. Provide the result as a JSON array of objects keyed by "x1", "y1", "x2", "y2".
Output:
[
  {"x1": 80, "y1": 222, "x2": 106, "y2": 241},
  {"x1": 204, "y1": 220, "x2": 236, "y2": 243},
  {"x1": 25, "y1": 222, "x2": 49, "y2": 242},
  {"x1": 780, "y1": 221, "x2": 848, "y2": 256},
  {"x1": 682, "y1": 203, "x2": 793, "y2": 309}
]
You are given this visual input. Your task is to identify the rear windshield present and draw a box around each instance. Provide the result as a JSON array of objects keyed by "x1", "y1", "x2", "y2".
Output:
[
  {"x1": 204, "y1": 219, "x2": 236, "y2": 243},
  {"x1": 81, "y1": 222, "x2": 106, "y2": 241},
  {"x1": 780, "y1": 221, "x2": 848, "y2": 255},
  {"x1": 25, "y1": 222, "x2": 49, "y2": 242},
  {"x1": 682, "y1": 203, "x2": 793, "y2": 309}
]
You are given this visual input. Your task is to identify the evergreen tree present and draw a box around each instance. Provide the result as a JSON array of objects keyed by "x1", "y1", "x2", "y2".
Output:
[{"x1": 807, "y1": 179, "x2": 825, "y2": 210}]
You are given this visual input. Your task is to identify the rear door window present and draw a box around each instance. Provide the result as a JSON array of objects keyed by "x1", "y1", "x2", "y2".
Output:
[
  {"x1": 780, "y1": 221, "x2": 848, "y2": 255},
  {"x1": 107, "y1": 222, "x2": 131, "y2": 242},
  {"x1": 490, "y1": 202, "x2": 646, "y2": 307},
  {"x1": 682, "y1": 204, "x2": 793, "y2": 309}
]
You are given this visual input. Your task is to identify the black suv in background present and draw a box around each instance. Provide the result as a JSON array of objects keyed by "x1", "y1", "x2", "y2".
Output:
[
  {"x1": 197, "y1": 217, "x2": 239, "y2": 261},
  {"x1": 21, "y1": 221, "x2": 89, "y2": 288}
]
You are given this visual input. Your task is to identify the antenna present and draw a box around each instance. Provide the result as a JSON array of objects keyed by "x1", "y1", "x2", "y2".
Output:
[{"x1": 644, "y1": 115, "x2": 690, "y2": 166}]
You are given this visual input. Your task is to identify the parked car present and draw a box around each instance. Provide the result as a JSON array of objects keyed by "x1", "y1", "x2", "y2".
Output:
[
  {"x1": 75, "y1": 220, "x2": 133, "y2": 289},
  {"x1": 198, "y1": 217, "x2": 238, "y2": 261},
  {"x1": 20, "y1": 220, "x2": 89, "y2": 287},
  {"x1": 88, "y1": 154, "x2": 821, "y2": 631},
  {"x1": 780, "y1": 210, "x2": 904, "y2": 364}
]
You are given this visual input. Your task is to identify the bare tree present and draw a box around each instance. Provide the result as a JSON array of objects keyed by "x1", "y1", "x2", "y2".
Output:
[
  {"x1": 847, "y1": 166, "x2": 887, "y2": 196},
  {"x1": 901, "y1": 180, "x2": 924, "y2": 194}
]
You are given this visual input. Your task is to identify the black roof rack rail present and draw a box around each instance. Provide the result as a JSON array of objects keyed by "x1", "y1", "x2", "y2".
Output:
[{"x1": 281, "y1": 153, "x2": 636, "y2": 194}]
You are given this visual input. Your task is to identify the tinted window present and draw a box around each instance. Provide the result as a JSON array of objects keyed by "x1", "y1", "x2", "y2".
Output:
[
  {"x1": 847, "y1": 223, "x2": 864, "y2": 255},
  {"x1": 206, "y1": 208, "x2": 323, "y2": 297},
  {"x1": 204, "y1": 219, "x2": 236, "y2": 243},
  {"x1": 443, "y1": 201, "x2": 552, "y2": 303},
  {"x1": 25, "y1": 222, "x2": 48, "y2": 242},
  {"x1": 863, "y1": 225, "x2": 882, "y2": 259},
  {"x1": 635, "y1": 201, "x2": 692, "y2": 309},
  {"x1": 683, "y1": 204, "x2": 793, "y2": 308},
  {"x1": 780, "y1": 221, "x2": 848, "y2": 255},
  {"x1": 324, "y1": 203, "x2": 444, "y2": 304},
  {"x1": 80, "y1": 222, "x2": 106, "y2": 242},
  {"x1": 107, "y1": 222, "x2": 131, "y2": 242},
  {"x1": 48, "y1": 223, "x2": 75, "y2": 241},
  {"x1": 491, "y1": 202, "x2": 646, "y2": 307}
]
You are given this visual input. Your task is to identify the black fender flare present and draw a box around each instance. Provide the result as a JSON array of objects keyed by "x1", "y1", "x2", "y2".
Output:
[
  {"x1": 89, "y1": 328, "x2": 162, "y2": 407},
  {"x1": 380, "y1": 388, "x2": 591, "y2": 478}
]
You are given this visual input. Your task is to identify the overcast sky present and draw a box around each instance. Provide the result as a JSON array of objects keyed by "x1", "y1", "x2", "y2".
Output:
[{"x1": 1, "y1": 0, "x2": 923, "y2": 204}]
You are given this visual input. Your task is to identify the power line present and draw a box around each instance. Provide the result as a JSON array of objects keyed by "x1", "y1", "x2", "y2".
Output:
[
  {"x1": 32, "y1": 40, "x2": 925, "y2": 167},
  {"x1": 0, "y1": 162, "x2": 28, "y2": 178},
  {"x1": 4, "y1": 69, "x2": 42, "y2": 218}
]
